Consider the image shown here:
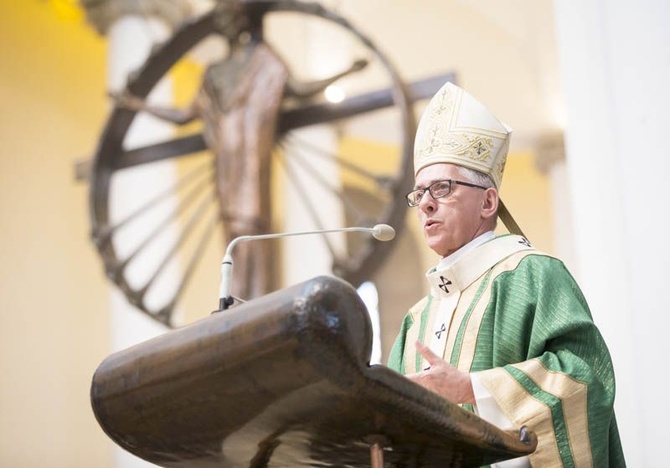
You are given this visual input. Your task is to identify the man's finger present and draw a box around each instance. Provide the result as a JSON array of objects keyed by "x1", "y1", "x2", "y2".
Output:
[{"x1": 415, "y1": 341, "x2": 442, "y2": 366}]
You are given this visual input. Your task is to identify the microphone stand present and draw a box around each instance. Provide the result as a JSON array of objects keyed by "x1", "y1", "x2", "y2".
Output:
[
  {"x1": 214, "y1": 225, "x2": 395, "y2": 312},
  {"x1": 219, "y1": 295, "x2": 235, "y2": 311}
]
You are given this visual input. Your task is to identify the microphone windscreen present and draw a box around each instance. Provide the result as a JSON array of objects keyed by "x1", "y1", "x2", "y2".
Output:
[{"x1": 371, "y1": 224, "x2": 396, "y2": 241}]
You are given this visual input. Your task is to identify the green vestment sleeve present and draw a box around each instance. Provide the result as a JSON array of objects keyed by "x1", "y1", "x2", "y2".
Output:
[{"x1": 473, "y1": 255, "x2": 625, "y2": 466}]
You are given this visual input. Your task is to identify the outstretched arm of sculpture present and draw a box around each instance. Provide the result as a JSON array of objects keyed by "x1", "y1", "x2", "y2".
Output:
[
  {"x1": 285, "y1": 58, "x2": 369, "y2": 99},
  {"x1": 109, "y1": 91, "x2": 199, "y2": 125}
]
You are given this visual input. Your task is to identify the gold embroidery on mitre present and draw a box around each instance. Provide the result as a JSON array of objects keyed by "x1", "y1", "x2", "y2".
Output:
[
  {"x1": 444, "y1": 134, "x2": 493, "y2": 162},
  {"x1": 413, "y1": 82, "x2": 512, "y2": 188},
  {"x1": 494, "y1": 153, "x2": 508, "y2": 186},
  {"x1": 424, "y1": 125, "x2": 446, "y2": 155},
  {"x1": 432, "y1": 85, "x2": 456, "y2": 116}
]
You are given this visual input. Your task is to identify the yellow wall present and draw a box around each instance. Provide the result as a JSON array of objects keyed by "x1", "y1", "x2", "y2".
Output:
[
  {"x1": 500, "y1": 151, "x2": 553, "y2": 254},
  {"x1": 0, "y1": 1, "x2": 112, "y2": 466}
]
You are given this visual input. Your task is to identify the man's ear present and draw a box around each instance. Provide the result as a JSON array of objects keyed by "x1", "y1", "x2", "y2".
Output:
[{"x1": 481, "y1": 188, "x2": 499, "y2": 220}]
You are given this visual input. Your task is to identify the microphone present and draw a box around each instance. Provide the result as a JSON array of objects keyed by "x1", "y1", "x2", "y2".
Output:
[{"x1": 216, "y1": 224, "x2": 396, "y2": 311}]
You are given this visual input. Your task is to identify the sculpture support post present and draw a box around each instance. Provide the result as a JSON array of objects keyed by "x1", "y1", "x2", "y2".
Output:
[
  {"x1": 365, "y1": 434, "x2": 388, "y2": 468},
  {"x1": 370, "y1": 442, "x2": 383, "y2": 468}
]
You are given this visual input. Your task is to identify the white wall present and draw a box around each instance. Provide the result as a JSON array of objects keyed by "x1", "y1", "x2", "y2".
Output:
[{"x1": 554, "y1": 0, "x2": 670, "y2": 465}]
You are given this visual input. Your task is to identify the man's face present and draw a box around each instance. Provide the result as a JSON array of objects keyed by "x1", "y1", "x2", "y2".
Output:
[{"x1": 414, "y1": 163, "x2": 491, "y2": 257}]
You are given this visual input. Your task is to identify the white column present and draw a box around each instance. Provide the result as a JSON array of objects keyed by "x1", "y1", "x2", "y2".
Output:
[
  {"x1": 533, "y1": 132, "x2": 576, "y2": 270},
  {"x1": 554, "y1": 1, "x2": 670, "y2": 464},
  {"x1": 83, "y1": 2, "x2": 191, "y2": 467},
  {"x1": 106, "y1": 13, "x2": 178, "y2": 342}
]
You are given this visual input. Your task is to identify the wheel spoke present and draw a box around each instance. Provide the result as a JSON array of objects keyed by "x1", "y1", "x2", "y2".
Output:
[
  {"x1": 281, "y1": 139, "x2": 372, "y2": 223},
  {"x1": 157, "y1": 212, "x2": 222, "y2": 323},
  {"x1": 95, "y1": 160, "x2": 213, "y2": 245},
  {"x1": 284, "y1": 133, "x2": 396, "y2": 190},
  {"x1": 135, "y1": 190, "x2": 217, "y2": 304},
  {"x1": 278, "y1": 146, "x2": 342, "y2": 261}
]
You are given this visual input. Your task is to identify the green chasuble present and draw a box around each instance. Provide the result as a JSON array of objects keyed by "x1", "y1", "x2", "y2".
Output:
[{"x1": 388, "y1": 234, "x2": 625, "y2": 467}]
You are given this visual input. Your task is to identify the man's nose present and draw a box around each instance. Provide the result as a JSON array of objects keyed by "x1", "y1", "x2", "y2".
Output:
[{"x1": 418, "y1": 191, "x2": 435, "y2": 212}]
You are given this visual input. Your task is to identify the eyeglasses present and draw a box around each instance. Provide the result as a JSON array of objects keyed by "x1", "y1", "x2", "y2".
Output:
[{"x1": 405, "y1": 179, "x2": 488, "y2": 207}]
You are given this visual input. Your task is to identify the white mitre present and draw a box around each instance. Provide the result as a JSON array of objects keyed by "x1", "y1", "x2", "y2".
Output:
[{"x1": 413, "y1": 82, "x2": 512, "y2": 188}]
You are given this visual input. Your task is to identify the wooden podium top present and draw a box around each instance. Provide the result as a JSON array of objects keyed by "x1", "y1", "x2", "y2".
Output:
[{"x1": 91, "y1": 276, "x2": 536, "y2": 467}]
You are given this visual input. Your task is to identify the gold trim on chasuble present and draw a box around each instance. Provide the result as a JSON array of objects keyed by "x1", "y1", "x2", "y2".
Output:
[
  {"x1": 451, "y1": 248, "x2": 536, "y2": 370},
  {"x1": 478, "y1": 367, "x2": 563, "y2": 465},
  {"x1": 402, "y1": 296, "x2": 430, "y2": 374},
  {"x1": 410, "y1": 235, "x2": 534, "y2": 373},
  {"x1": 477, "y1": 359, "x2": 594, "y2": 467}
]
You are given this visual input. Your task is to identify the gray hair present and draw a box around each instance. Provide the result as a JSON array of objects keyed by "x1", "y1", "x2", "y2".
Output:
[
  {"x1": 456, "y1": 166, "x2": 495, "y2": 189},
  {"x1": 456, "y1": 166, "x2": 498, "y2": 227}
]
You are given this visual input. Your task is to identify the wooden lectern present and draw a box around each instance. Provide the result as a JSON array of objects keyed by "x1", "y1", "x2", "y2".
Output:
[{"x1": 91, "y1": 276, "x2": 536, "y2": 467}]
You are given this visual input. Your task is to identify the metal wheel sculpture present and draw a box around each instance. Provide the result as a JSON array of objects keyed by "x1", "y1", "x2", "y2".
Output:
[{"x1": 89, "y1": 0, "x2": 444, "y2": 327}]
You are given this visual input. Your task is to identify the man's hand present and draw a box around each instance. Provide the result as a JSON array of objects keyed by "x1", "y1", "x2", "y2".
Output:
[{"x1": 405, "y1": 341, "x2": 475, "y2": 405}]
